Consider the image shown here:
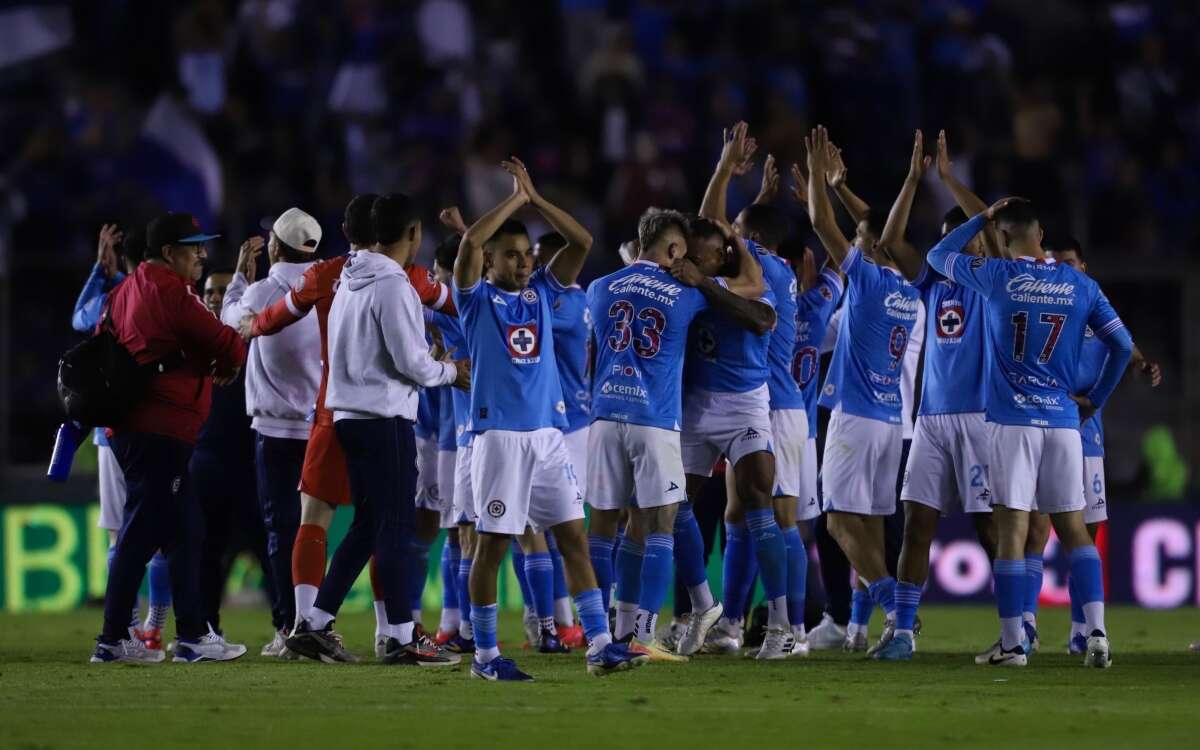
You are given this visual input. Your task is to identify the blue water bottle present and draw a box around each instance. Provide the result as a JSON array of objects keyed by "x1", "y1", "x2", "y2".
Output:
[{"x1": 47, "y1": 420, "x2": 86, "y2": 482}]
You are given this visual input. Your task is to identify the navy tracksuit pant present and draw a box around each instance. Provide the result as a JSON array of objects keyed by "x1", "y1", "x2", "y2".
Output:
[{"x1": 255, "y1": 433, "x2": 306, "y2": 630}]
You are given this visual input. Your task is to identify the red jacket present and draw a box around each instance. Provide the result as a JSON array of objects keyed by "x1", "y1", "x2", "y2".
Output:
[{"x1": 106, "y1": 262, "x2": 247, "y2": 443}]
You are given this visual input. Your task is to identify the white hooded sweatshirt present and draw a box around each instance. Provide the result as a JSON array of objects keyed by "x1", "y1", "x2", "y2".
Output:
[{"x1": 326, "y1": 249, "x2": 456, "y2": 421}]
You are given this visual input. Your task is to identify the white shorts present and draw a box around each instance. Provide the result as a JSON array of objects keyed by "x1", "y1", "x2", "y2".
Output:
[
  {"x1": 471, "y1": 428, "x2": 585, "y2": 536},
  {"x1": 586, "y1": 420, "x2": 686, "y2": 511},
  {"x1": 97, "y1": 444, "x2": 126, "y2": 531},
  {"x1": 985, "y1": 423, "x2": 1085, "y2": 514},
  {"x1": 415, "y1": 436, "x2": 440, "y2": 509},
  {"x1": 1083, "y1": 455, "x2": 1107, "y2": 524},
  {"x1": 769, "y1": 408, "x2": 808, "y2": 499},
  {"x1": 453, "y1": 442, "x2": 476, "y2": 524},
  {"x1": 562, "y1": 426, "x2": 589, "y2": 502},
  {"x1": 901, "y1": 413, "x2": 993, "y2": 516},
  {"x1": 821, "y1": 410, "x2": 902, "y2": 516},
  {"x1": 436, "y1": 448, "x2": 457, "y2": 528},
  {"x1": 796, "y1": 436, "x2": 821, "y2": 522},
  {"x1": 681, "y1": 384, "x2": 773, "y2": 476}
]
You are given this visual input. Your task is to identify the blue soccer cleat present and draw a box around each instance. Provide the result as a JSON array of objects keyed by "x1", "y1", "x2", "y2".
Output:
[
  {"x1": 1069, "y1": 633, "x2": 1088, "y2": 655},
  {"x1": 445, "y1": 634, "x2": 476, "y2": 654},
  {"x1": 471, "y1": 656, "x2": 534, "y2": 682},
  {"x1": 537, "y1": 627, "x2": 571, "y2": 654},
  {"x1": 1022, "y1": 620, "x2": 1040, "y2": 654},
  {"x1": 586, "y1": 642, "x2": 650, "y2": 676},
  {"x1": 873, "y1": 632, "x2": 914, "y2": 661}
]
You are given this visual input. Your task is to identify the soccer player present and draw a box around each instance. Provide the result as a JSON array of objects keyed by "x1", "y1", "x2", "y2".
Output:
[
  {"x1": 453, "y1": 157, "x2": 642, "y2": 680},
  {"x1": 926, "y1": 197, "x2": 1133, "y2": 668},
  {"x1": 687, "y1": 134, "x2": 812, "y2": 657},
  {"x1": 221, "y1": 209, "x2": 323, "y2": 654},
  {"x1": 286, "y1": 193, "x2": 466, "y2": 666},
  {"x1": 803, "y1": 126, "x2": 921, "y2": 652},
  {"x1": 1048, "y1": 237, "x2": 1161, "y2": 653},
  {"x1": 242, "y1": 195, "x2": 455, "y2": 653},
  {"x1": 872, "y1": 130, "x2": 1008, "y2": 661}
]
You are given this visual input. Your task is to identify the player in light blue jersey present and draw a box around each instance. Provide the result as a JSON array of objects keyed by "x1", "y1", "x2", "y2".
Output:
[
  {"x1": 1049, "y1": 238, "x2": 1161, "y2": 654},
  {"x1": 452, "y1": 158, "x2": 643, "y2": 680},
  {"x1": 927, "y1": 198, "x2": 1134, "y2": 668},
  {"x1": 684, "y1": 134, "x2": 816, "y2": 657},
  {"x1": 804, "y1": 126, "x2": 921, "y2": 653}
]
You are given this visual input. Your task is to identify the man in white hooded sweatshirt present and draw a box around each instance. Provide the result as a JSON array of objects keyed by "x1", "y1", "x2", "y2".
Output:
[
  {"x1": 286, "y1": 193, "x2": 470, "y2": 665},
  {"x1": 220, "y1": 207, "x2": 322, "y2": 654}
]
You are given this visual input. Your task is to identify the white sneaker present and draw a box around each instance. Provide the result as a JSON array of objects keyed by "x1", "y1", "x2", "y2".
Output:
[
  {"x1": 702, "y1": 617, "x2": 744, "y2": 655},
  {"x1": 974, "y1": 638, "x2": 1002, "y2": 665},
  {"x1": 677, "y1": 602, "x2": 723, "y2": 656},
  {"x1": 90, "y1": 629, "x2": 166, "y2": 664},
  {"x1": 1084, "y1": 632, "x2": 1112, "y2": 669},
  {"x1": 657, "y1": 614, "x2": 689, "y2": 652},
  {"x1": 808, "y1": 614, "x2": 847, "y2": 650},
  {"x1": 790, "y1": 627, "x2": 810, "y2": 657},
  {"x1": 755, "y1": 625, "x2": 795, "y2": 660},
  {"x1": 842, "y1": 632, "x2": 869, "y2": 652},
  {"x1": 174, "y1": 626, "x2": 248, "y2": 663},
  {"x1": 261, "y1": 629, "x2": 289, "y2": 657}
]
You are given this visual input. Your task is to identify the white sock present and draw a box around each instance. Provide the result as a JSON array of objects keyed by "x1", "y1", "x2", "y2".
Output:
[
  {"x1": 586, "y1": 632, "x2": 612, "y2": 655},
  {"x1": 554, "y1": 597, "x2": 574, "y2": 626},
  {"x1": 1022, "y1": 611, "x2": 1037, "y2": 626},
  {"x1": 1082, "y1": 602, "x2": 1106, "y2": 636},
  {"x1": 460, "y1": 619, "x2": 474, "y2": 639},
  {"x1": 885, "y1": 608, "x2": 896, "y2": 623},
  {"x1": 615, "y1": 601, "x2": 638, "y2": 640},
  {"x1": 373, "y1": 600, "x2": 387, "y2": 635},
  {"x1": 475, "y1": 645, "x2": 501, "y2": 664},
  {"x1": 439, "y1": 607, "x2": 461, "y2": 632},
  {"x1": 792, "y1": 623, "x2": 807, "y2": 640},
  {"x1": 634, "y1": 608, "x2": 658, "y2": 642},
  {"x1": 688, "y1": 583, "x2": 715, "y2": 613},
  {"x1": 895, "y1": 628, "x2": 914, "y2": 640},
  {"x1": 847, "y1": 622, "x2": 865, "y2": 638},
  {"x1": 385, "y1": 621, "x2": 415, "y2": 644},
  {"x1": 294, "y1": 584, "x2": 318, "y2": 626},
  {"x1": 308, "y1": 606, "x2": 335, "y2": 631},
  {"x1": 1071, "y1": 620, "x2": 1087, "y2": 638},
  {"x1": 766, "y1": 596, "x2": 789, "y2": 628},
  {"x1": 1000, "y1": 616, "x2": 1024, "y2": 651},
  {"x1": 144, "y1": 604, "x2": 169, "y2": 631}
]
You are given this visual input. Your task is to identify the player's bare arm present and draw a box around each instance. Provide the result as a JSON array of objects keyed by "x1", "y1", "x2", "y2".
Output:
[
  {"x1": 806, "y1": 126, "x2": 853, "y2": 266},
  {"x1": 456, "y1": 168, "x2": 530, "y2": 289},
  {"x1": 935, "y1": 129, "x2": 1006, "y2": 258},
  {"x1": 1131, "y1": 345, "x2": 1163, "y2": 387},
  {"x1": 879, "y1": 129, "x2": 930, "y2": 281},
  {"x1": 504, "y1": 157, "x2": 593, "y2": 287},
  {"x1": 825, "y1": 138, "x2": 869, "y2": 223},
  {"x1": 714, "y1": 217, "x2": 765, "y2": 299},
  {"x1": 699, "y1": 121, "x2": 757, "y2": 223},
  {"x1": 669, "y1": 257, "x2": 775, "y2": 335}
]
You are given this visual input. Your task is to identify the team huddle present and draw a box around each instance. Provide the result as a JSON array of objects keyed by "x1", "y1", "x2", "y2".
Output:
[{"x1": 86, "y1": 121, "x2": 1160, "y2": 677}]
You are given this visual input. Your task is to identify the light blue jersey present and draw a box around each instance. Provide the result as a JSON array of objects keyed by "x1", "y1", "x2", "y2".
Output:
[
  {"x1": 453, "y1": 267, "x2": 568, "y2": 433},
  {"x1": 415, "y1": 387, "x2": 438, "y2": 441},
  {"x1": 685, "y1": 245, "x2": 775, "y2": 394},
  {"x1": 927, "y1": 214, "x2": 1134, "y2": 429},
  {"x1": 1076, "y1": 326, "x2": 1109, "y2": 457},
  {"x1": 587, "y1": 260, "x2": 709, "y2": 431},
  {"x1": 819, "y1": 248, "x2": 920, "y2": 424},
  {"x1": 913, "y1": 246, "x2": 990, "y2": 416},
  {"x1": 759, "y1": 244, "x2": 804, "y2": 411},
  {"x1": 428, "y1": 310, "x2": 473, "y2": 448},
  {"x1": 794, "y1": 269, "x2": 844, "y2": 436},
  {"x1": 551, "y1": 283, "x2": 593, "y2": 433}
]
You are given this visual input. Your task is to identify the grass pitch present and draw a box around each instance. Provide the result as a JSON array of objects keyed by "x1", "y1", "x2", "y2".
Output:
[{"x1": 1, "y1": 605, "x2": 1196, "y2": 749}]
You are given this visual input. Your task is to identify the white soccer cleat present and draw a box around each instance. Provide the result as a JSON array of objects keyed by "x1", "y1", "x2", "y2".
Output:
[
  {"x1": 702, "y1": 616, "x2": 744, "y2": 655},
  {"x1": 173, "y1": 626, "x2": 248, "y2": 663},
  {"x1": 1084, "y1": 632, "x2": 1112, "y2": 669},
  {"x1": 842, "y1": 632, "x2": 869, "y2": 653},
  {"x1": 90, "y1": 629, "x2": 166, "y2": 664},
  {"x1": 983, "y1": 645, "x2": 1027, "y2": 667},
  {"x1": 790, "y1": 628, "x2": 810, "y2": 658},
  {"x1": 375, "y1": 634, "x2": 389, "y2": 659},
  {"x1": 866, "y1": 619, "x2": 895, "y2": 657},
  {"x1": 262, "y1": 629, "x2": 290, "y2": 657},
  {"x1": 807, "y1": 614, "x2": 847, "y2": 650},
  {"x1": 755, "y1": 626, "x2": 795, "y2": 660},
  {"x1": 677, "y1": 602, "x2": 724, "y2": 656},
  {"x1": 974, "y1": 638, "x2": 1003, "y2": 665},
  {"x1": 522, "y1": 609, "x2": 540, "y2": 649},
  {"x1": 657, "y1": 614, "x2": 689, "y2": 652}
]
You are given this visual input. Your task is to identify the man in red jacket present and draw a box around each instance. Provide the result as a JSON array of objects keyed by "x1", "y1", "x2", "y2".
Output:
[{"x1": 92, "y1": 212, "x2": 249, "y2": 665}]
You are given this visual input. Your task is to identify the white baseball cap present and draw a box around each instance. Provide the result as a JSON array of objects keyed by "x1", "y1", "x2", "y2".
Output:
[{"x1": 271, "y1": 207, "x2": 321, "y2": 252}]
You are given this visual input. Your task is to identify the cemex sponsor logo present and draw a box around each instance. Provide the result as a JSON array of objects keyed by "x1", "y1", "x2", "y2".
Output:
[
  {"x1": 1005, "y1": 273, "x2": 1076, "y2": 305},
  {"x1": 599, "y1": 381, "x2": 649, "y2": 401},
  {"x1": 1013, "y1": 393, "x2": 1062, "y2": 407}
]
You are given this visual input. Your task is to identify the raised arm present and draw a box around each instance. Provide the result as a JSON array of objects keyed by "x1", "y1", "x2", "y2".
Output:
[
  {"x1": 503, "y1": 157, "x2": 593, "y2": 287},
  {"x1": 670, "y1": 257, "x2": 776, "y2": 335},
  {"x1": 935, "y1": 130, "x2": 1005, "y2": 259},
  {"x1": 879, "y1": 130, "x2": 930, "y2": 281},
  {"x1": 455, "y1": 171, "x2": 529, "y2": 289},
  {"x1": 699, "y1": 121, "x2": 757, "y2": 222},
  {"x1": 805, "y1": 126, "x2": 853, "y2": 266},
  {"x1": 73, "y1": 225, "x2": 125, "y2": 332},
  {"x1": 826, "y1": 141, "x2": 870, "y2": 223},
  {"x1": 715, "y1": 218, "x2": 765, "y2": 299}
]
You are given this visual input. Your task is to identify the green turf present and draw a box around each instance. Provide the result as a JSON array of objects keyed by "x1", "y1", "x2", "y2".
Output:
[{"x1": 1, "y1": 606, "x2": 1196, "y2": 749}]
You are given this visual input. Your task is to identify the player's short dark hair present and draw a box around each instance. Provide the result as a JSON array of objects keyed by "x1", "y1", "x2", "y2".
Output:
[
  {"x1": 118, "y1": 228, "x2": 145, "y2": 270},
  {"x1": 372, "y1": 193, "x2": 421, "y2": 245},
  {"x1": 273, "y1": 236, "x2": 312, "y2": 264},
  {"x1": 344, "y1": 193, "x2": 378, "y2": 246},
  {"x1": 993, "y1": 199, "x2": 1039, "y2": 233},
  {"x1": 435, "y1": 234, "x2": 461, "y2": 270},
  {"x1": 687, "y1": 215, "x2": 723, "y2": 243},
  {"x1": 535, "y1": 231, "x2": 565, "y2": 251},
  {"x1": 942, "y1": 207, "x2": 969, "y2": 232},
  {"x1": 864, "y1": 207, "x2": 889, "y2": 238},
  {"x1": 739, "y1": 204, "x2": 789, "y2": 248},
  {"x1": 487, "y1": 218, "x2": 528, "y2": 245},
  {"x1": 636, "y1": 208, "x2": 689, "y2": 252},
  {"x1": 1050, "y1": 236, "x2": 1084, "y2": 256}
]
